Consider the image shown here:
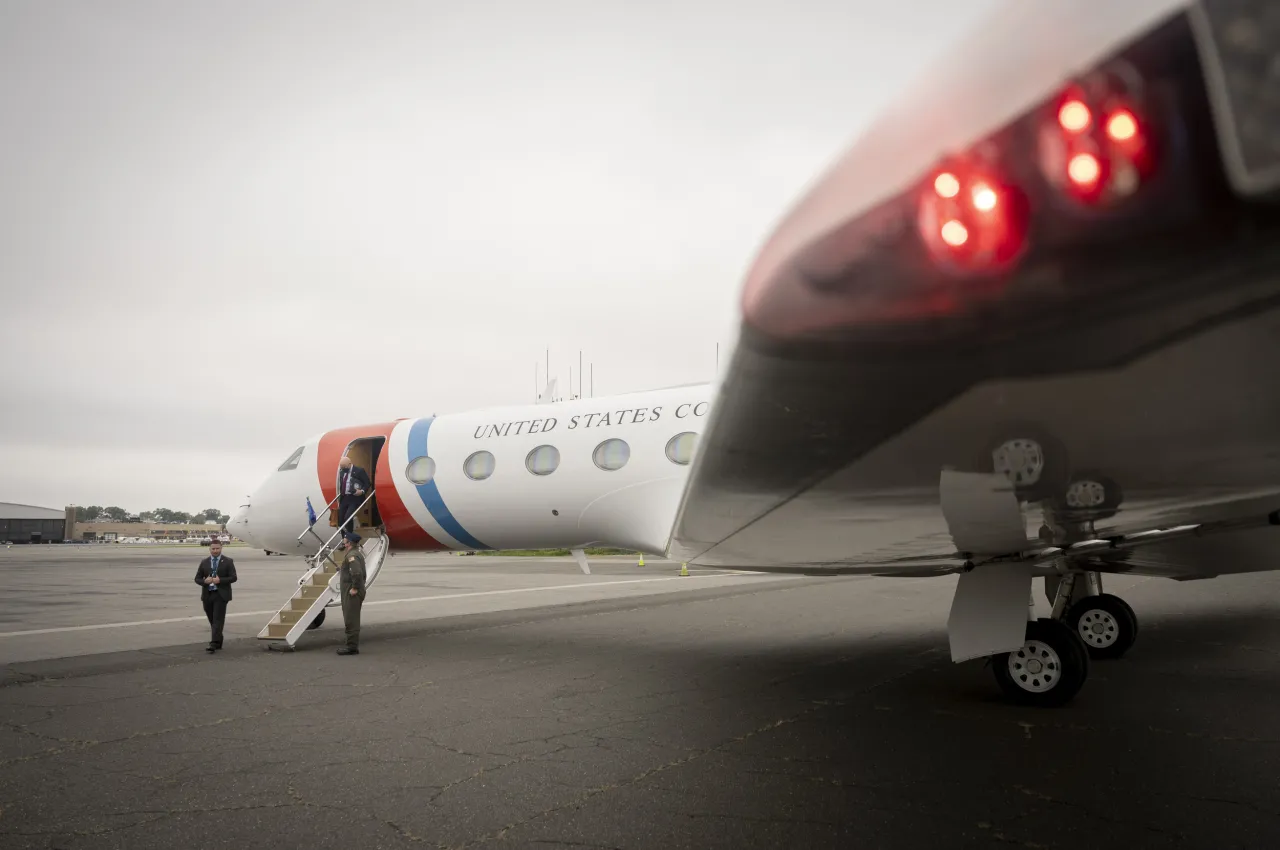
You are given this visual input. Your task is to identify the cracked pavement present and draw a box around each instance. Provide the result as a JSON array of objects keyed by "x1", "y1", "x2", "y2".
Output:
[{"x1": 2, "y1": 555, "x2": 1280, "y2": 848}]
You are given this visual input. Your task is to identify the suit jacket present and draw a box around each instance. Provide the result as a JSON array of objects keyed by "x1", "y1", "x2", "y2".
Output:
[
  {"x1": 338, "y1": 466, "x2": 372, "y2": 502},
  {"x1": 194, "y1": 555, "x2": 238, "y2": 601}
]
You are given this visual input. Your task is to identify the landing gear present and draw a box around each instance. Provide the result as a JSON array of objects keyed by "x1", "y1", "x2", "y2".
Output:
[
  {"x1": 1066, "y1": 593, "x2": 1137, "y2": 659},
  {"x1": 992, "y1": 618, "x2": 1091, "y2": 707},
  {"x1": 1047, "y1": 571, "x2": 1139, "y2": 660}
]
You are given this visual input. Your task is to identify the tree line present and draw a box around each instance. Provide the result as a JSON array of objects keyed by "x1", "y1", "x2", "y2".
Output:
[{"x1": 74, "y1": 506, "x2": 231, "y2": 525}]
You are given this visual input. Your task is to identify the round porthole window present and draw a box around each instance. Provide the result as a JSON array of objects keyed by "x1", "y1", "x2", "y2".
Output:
[
  {"x1": 406, "y1": 456, "x2": 437, "y2": 485},
  {"x1": 665, "y1": 432, "x2": 699, "y2": 465},
  {"x1": 463, "y1": 450, "x2": 496, "y2": 481},
  {"x1": 593, "y1": 438, "x2": 630, "y2": 471},
  {"x1": 525, "y1": 445, "x2": 560, "y2": 476}
]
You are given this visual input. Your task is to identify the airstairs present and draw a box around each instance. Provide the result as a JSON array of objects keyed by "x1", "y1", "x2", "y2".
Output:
[{"x1": 257, "y1": 491, "x2": 390, "y2": 648}]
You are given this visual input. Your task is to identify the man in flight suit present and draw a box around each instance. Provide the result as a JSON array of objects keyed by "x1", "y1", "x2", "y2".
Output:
[
  {"x1": 337, "y1": 532, "x2": 367, "y2": 655},
  {"x1": 194, "y1": 540, "x2": 237, "y2": 653}
]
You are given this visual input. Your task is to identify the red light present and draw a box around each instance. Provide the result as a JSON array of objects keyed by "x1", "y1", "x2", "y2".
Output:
[
  {"x1": 940, "y1": 219, "x2": 969, "y2": 247},
  {"x1": 1106, "y1": 109, "x2": 1137, "y2": 142},
  {"x1": 1068, "y1": 153, "x2": 1101, "y2": 187},
  {"x1": 971, "y1": 184, "x2": 998, "y2": 211},
  {"x1": 1058, "y1": 100, "x2": 1091, "y2": 133},
  {"x1": 934, "y1": 172, "x2": 960, "y2": 199}
]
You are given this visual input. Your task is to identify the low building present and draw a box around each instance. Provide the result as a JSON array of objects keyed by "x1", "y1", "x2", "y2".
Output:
[
  {"x1": 72, "y1": 521, "x2": 230, "y2": 543},
  {"x1": 0, "y1": 503, "x2": 73, "y2": 544}
]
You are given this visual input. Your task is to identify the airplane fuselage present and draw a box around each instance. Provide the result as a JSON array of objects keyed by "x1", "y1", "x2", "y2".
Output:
[{"x1": 229, "y1": 385, "x2": 712, "y2": 557}]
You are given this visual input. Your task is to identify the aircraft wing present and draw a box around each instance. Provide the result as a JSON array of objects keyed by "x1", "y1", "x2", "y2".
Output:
[{"x1": 668, "y1": 0, "x2": 1280, "y2": 581}]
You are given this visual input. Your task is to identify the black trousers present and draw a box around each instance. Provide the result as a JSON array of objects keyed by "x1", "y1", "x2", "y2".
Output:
[
  {"x1": 337, "y1": 496, "x2": 360, "y2": 534},
  {"x1": 202, "y1": 593, "x2": 228, "y2": 647}
]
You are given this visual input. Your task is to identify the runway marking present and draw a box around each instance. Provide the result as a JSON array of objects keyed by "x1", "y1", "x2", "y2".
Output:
[{"x1": 0, "y1": 572, "x2": 749, "y2": 638}]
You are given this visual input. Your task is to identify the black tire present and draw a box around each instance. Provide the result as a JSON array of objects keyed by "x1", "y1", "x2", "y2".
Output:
[
  {"x1": 975, "y1": 422, "x2": 1072, "y2": 503},
  {"x1": 992, "y1": 618, "x2": 1090, "y2": 707},
  {"x1": 1066, "y1": 593, "x2": 1137, "y2": 659},
  {"x1": 307, "y1": 609, "x2": 326, "y2": 630}
]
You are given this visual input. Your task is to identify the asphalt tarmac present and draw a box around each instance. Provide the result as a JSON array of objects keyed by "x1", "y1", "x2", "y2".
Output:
[{"x1": 1, "y1": 545, "x2": 1279, "y2": 848}]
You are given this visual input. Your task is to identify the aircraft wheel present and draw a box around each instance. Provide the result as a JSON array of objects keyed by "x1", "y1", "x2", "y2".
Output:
[
  {"x1": 976, "y1": 422, "x2": 1072, "y2": 503},
  {"x1": 1066, "y1": 593, "x2": 1137, "y2": 659},
  {"x1": 1055, "y1": 470, "x2": 1125, "y2": 522},
  {"x1": 307, "y1": 609, "x2": 326, "y2": 630},
  {"x1": 992, "y1": 618, "x2": 1090, "y2": 707}
]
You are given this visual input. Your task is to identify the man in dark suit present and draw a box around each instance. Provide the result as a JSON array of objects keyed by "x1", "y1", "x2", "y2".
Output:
[
  {"x1": 336, "y1": 456, "x2": 372, "y2": 536},
  {"x1": 194, "y1": 540, "x2": 237, "y2": 653}
]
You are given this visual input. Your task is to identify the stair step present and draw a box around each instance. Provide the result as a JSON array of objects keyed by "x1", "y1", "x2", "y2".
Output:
[{"x1": 266, "y1": 623, "x2": 292, "y2": 638}]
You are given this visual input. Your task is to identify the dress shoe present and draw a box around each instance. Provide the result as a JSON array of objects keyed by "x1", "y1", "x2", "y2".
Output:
[
  {"x1": 206, "y1": 644, "x2": 216, "y2": 653},
  {"x1": 337, "y1": 647, "x2": 359, "y2": 655}
]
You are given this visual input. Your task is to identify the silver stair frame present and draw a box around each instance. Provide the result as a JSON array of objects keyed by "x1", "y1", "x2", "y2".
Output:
[{"x1": 258, "y1": 491, "x2": 388, "y2": 647}]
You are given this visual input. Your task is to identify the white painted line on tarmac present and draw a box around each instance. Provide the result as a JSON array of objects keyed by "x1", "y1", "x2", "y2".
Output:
[{"x1": 0, "y1": 572, "x2": 750, "y2": 638}]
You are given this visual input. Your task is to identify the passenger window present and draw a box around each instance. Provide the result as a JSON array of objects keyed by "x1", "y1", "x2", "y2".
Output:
[
  {"x1": 406, "y1": 456, "x2": 437, "y2": 485},
  {"x1": 525, "y1": 445, "x2": 561, "y2": 476},
  {"x1": 665, "y1": 432, "x2": 699, "y2": 465},
  {"x1": 464, "y1": 450, "x2": 496, "y2": 481},
  {"x1": 593, "y1": 438, "x2": 630, "y2": 471},
  {"x1": 278, "y1": 447, "x2": 304, "y2": 471}
]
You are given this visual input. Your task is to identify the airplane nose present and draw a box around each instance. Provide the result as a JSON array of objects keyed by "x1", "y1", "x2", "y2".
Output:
[{"x1": 229, "y1": 504, "x2": 253, "y2": 545}]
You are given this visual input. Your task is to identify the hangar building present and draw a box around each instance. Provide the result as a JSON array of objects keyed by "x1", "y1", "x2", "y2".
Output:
[{"x1": 0, "y1": 502, "x2": 73, "y2": 544}]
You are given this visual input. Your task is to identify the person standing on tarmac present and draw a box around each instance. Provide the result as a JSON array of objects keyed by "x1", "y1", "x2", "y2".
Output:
[
  {"x1": 194, "y1": 540, "x2": 237, "y2": 653},
  {"x1": 337, "y1": 532, "x2": 366, "y2": 656}
]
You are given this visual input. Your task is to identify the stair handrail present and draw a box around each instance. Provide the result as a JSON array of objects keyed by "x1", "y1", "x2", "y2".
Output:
[
  {"x1": 301, "y1": 490, "x2": 378, "y2": 566},
  {"x1": 296, "y1": 494, "x2": 341, "y2": 549}
]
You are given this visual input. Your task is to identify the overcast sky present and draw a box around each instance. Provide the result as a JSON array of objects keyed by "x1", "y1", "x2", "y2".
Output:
[{"x1": 0, "y1": 0, "x2": 999, "y2": 514}]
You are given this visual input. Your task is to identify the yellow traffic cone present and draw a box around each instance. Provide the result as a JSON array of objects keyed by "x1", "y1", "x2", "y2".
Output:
[
  {"x1": 638, "y1": 552, "x2": 645, "y2": 567},
  {"x1": 679, "y1": 562, "x2": 689, "y2": 577}
]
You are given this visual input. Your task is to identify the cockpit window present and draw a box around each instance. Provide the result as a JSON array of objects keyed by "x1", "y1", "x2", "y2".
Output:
[{"x1": 278, "y1": 447, "x2": 305, "y2": 471}]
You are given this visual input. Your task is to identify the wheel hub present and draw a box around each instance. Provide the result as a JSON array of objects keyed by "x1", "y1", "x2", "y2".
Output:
[
  {"x1": 1077, "y1": 609, "x2": 1120, "y2": 648},
  {"x1": 1007, "y1": 639, "x2": 1061, "y2": 693},
  {"x1": 1066, "y1": 479, "x2": 1106, "y2": 508},
  {"x1": 992, "y1": 439, "x2": 1045, "y2": 486}
]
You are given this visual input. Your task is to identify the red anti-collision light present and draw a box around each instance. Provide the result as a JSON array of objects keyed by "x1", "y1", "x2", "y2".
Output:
[
  {"x1": 1058, "y1": 100, "x2": 1092, "y2": 133},
  {"x1": 940, "y1": 219, "x2": 969, "y2": 246},
  {"x1": 934, "y1": 172, "x2": 961, "y2": 198},
  {"x1": 971, "y1": 184, "x2": 998, "y2": 211},
  {"x1": 1106, "y1": 109, "x2": 1138, "y2": 142},
  {"x1": 1068, "y1": 152, "x2": 1101, "y2": 187}
]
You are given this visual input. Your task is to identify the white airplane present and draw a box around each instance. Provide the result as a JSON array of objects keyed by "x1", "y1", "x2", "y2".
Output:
[{"x1": 230, "y1": 0, "x2": 1280, "y2": 706}]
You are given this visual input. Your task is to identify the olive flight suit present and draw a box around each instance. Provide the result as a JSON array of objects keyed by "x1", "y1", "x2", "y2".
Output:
[{"x1": 339, "y1": 546, "x2": 367, "y2": 652}]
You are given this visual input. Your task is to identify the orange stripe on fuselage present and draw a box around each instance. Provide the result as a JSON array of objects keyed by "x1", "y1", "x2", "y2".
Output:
[{"x1": 317, "y1": 421, "x2": 446, "y2": 551}]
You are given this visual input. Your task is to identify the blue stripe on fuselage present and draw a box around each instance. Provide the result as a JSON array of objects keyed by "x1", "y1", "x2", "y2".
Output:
[{"x1": 406, "y1": 417, "x2": 490, "y2": 550}]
